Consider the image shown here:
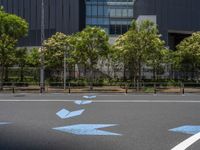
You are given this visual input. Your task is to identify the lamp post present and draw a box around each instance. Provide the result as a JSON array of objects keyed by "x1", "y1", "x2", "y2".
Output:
[
  {"x1": 40, "y1": 0, "x2": 45, "y2": 93},
  {"x1": 64, "y1": 47, "x2": 67, "y2": 91}
]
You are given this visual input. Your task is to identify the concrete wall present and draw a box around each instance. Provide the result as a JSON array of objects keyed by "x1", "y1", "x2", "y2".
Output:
[{"x1": 0, "y1": 0, "x2": 85, "y2": 46}]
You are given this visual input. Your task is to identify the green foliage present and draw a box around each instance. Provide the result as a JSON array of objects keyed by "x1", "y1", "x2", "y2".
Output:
[
  {"x1": 15, "y1": 48, "x2": 28, "y2": 67},
  {"x1": 43, "y1": 32, "x2": 74, "y2": 68},
  {"x1": 176, "y1": 32, "x2": 200, "y2": 75},
  {"x1": 74, "y1": 26, "x2": 110, "y2": 67},
  {"x1": 26, "y1": 48, "x2": 40, "y2": 67},
  {"x1": 113, "y1": 19, "x2": 167, "y2": 81},
  {"x1": 72, "y1": 26, "x2": 110, "y2": 89},
  {"x1": 0, "y1": 34, "x2": 17, "y2": 67},
  {"x1": 0, "y1": 8, "x2": 28, "y2": 39},
  {"x1": 0, "y1": 7, "x2": 28, "y2": 87}
]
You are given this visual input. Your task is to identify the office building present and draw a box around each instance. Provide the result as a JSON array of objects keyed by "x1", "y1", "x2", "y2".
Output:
[
  {"x1": 0, "y1": 0, "x2": 85, "y2": 46},
  {"x1": 86, "y1": 0, "x2": 134, "y2": 35},
  {"x1": 134, "y1": 0, "x2": 200, "y2": 50}
]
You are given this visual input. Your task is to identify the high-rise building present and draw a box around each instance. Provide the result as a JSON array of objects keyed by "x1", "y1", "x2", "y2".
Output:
[
  {"x1": 0, "y1": 0, "x2": 85, "y2": 46},
  {"x1": 86, "y1": 0, "x2": 134, "y2": 35},
  {"x1": 1, "y1": 0, "x2": 200, "y2": 49},
  {"x1": 134, "y1": 0, "x2": 200, "y2": 50}
]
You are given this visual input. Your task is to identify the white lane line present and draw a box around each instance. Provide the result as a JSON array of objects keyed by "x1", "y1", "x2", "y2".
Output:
[
  {"x1": 0, "y1": 100, "x2": 200, "y2": 103},
  {"x1": 171, "y1": 132, "x2": 200, "y2": 150}
]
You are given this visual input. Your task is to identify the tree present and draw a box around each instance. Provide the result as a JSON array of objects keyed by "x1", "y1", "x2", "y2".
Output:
[
  {"x1": 145, "y1": 36, "x2": 168, "y2": 80},
  {"x1": 26, "y1": 48, "x2": 40, "y2": 82},
  {"x1": 74, "y1": 26, "x2": 110, "y2": 90},
  {"x1": 26, "y1": 48, "x2": 40, "y2": 67},
  {"x1": 176, "y1": 32, "x2": 200, "y2": 80},
  {"x1": 0, "y1": 7, "x2": 28, "y2": 89},
  {"x1": 43, "y1": 32, "x2": 74, "y2": 81},
  {"x1": 114, "y1": 20, "x2": 166, "y2": 82},
  {"x1": 0, "y1": 34, "x2": 17, "y2": 85},
  {"x1": 15, "y1": 48, "x2": 28, "y2": 82},
  {"x1": 112, "y1": 35, "x2": 130, "y2": 81}
]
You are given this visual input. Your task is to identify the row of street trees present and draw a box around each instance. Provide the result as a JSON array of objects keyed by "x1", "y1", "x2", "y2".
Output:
[
  {"x1": 42, "y1": 20, "x2": 171, "y2": 88},
  {"x1": 112, "y1": 20, "x2": 169, "y2": 82},
  {"x1": 43, "y1": 27, "x2": 110, "y2": 89},
  {"x1": 175, "y1": 32, "x2": 200, "y2": 80},
  {"x1": 43, "y1": 20, "x2": 200, "y2": 85},
  {"x1": 1, "y1": 7, "x2": 200, "y2": 89}
]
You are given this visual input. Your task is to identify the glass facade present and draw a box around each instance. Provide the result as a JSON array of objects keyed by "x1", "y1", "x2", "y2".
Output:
[{"x1": 86, "y1": 0, "x2": 135, "y2": 35}]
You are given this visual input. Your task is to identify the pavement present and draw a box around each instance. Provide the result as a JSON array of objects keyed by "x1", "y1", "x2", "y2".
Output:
[{"x1": 0, "y1": 93, "x2": 200, "y2": 150}]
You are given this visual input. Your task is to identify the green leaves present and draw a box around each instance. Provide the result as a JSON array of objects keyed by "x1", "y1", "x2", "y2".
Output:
[
  {"x1": 113, "y1": 19, "x2": 166, "y2": 80},
  {"x1": 26, "y1": 48, "x2": 40, "y2": 67},
  {"x1": 0, "y1": 7, "x2": 28, "y2": 84},
  {"x1": 0, "y1": 34, "x2": 17, "y2": 66},
  {"x1": 43, "y1": 32, "x2": 74, "y2": 68},
  {"x1": 176, "y1": 32, "x2": 200, "y2": 73},
  {"x1": 73, "y1": 26, "x2": 110, "y2": 67},
  {"x1": 0, "y1": 8, "x2": 28, "y2": 39}
]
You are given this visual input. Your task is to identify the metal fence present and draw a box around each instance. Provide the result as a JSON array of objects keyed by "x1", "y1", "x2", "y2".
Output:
[{"x1": 1, "y1": 81, "x2": 200, "y2": 94}]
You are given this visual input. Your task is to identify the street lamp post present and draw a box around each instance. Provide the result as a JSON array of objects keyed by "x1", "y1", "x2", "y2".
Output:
[
  {"x1": 64, "y1": 48, "x2": 67, "y2": 91},
  {"x1": 40, "y1": 0, "x2": 45, "y2": 93}
]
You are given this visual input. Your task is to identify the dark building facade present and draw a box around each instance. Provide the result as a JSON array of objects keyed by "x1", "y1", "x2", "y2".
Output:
[
  {"x1": 134, "y1": 0, "x2": 200, "y2": 49},
  {"x1": 2, "y1": 0, "x2": 200, "y2": 49},
  {"x1": 0, "y1": 0, "x2": 85, "y2": 46}
]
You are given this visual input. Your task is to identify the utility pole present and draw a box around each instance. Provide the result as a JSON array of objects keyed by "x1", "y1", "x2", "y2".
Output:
[{"x1": 40, "y1": 0, "x2": 45, "y2": 93}]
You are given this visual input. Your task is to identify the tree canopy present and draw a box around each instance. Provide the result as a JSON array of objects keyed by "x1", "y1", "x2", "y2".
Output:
[
  {"x1": 176, "y1": 32, "x2": 200, "y2": 80},
  {"x1": 0, "y1": 7, "x2": 28, "y2": 88},
  {"x1": 114, "y1": 20, "x2": 166, "y2": 81},
  {"x1": 43, "y1": 32, "x2": 73, "y2": 68},
  {"x1": 73, "y1": 26, "x2": 110, "y2": 89},
  {"x1": 0, "y1": 7, "x2": 28, "y2": 38}
]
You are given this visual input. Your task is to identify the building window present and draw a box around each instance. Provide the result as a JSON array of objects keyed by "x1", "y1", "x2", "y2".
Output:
[{"x1": 86, "y1": 0, "x2": 134, "y2": 35}]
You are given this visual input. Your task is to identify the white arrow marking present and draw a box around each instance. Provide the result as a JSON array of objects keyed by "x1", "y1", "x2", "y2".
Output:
[
  {"x1": 83, "y1": 95, "x2": 96, "y2": 99},
  {"x1": 0, "y1": 122, "x2": 12, "y2": 125},
  {"x1": 56, "y1": 109, "x2": 85, "y2": 119},
  {"x1": 53, "y1": 124, "x2": 121, "y2": 136},
  {"x1": 74, "y1": 100, "x2": 92, "y2": 105}
]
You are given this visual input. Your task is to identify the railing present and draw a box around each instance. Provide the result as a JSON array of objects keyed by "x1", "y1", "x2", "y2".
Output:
[{"x1": 1, "y1": 81, "x2": 200, "y2": 94}]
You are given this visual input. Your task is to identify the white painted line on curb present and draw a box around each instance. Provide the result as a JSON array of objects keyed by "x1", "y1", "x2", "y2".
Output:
[
  {"x1": 171, "y1": 132, "x2": 200, "y2": 150},
  {"x1": 0, "y1": 100, "x2": 200, "y2": 103}
]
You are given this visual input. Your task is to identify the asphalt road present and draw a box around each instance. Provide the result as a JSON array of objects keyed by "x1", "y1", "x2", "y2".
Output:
[{"x1": 0, "y1": 93, "x2": 200, "y2": 150}]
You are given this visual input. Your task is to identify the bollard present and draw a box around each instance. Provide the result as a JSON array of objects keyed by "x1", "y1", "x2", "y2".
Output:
[
  {"x1": 68, "y1": 82, "x2": 71, "y2": 94},
  {"x1": 46, "y1": 82, "x2": 49, "y2": 93},
  {"x1": 182, "y1": 83, "x2": 185, "y2": 95},
  {"x1": 136, "y1": 81, "x2": 139, "y2": 92},
  {"x1": 40, "y1": 83, "x2": 43, "y2": 94},
  {"x1": 125, "y1": 84, "x2": 128, "y2": 94},
  {"x1": 40, "y1": 83, "x2": 45, "y2": 94},
  {"x1": 154, "y1": 83, "x2": 157, "y2": 95},
  {"x1": 12, "y1": 83, "x2": 15, "y2": 93}
]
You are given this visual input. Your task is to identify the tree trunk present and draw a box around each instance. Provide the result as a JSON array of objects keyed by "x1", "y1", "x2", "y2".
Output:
[
  {"x1": 123, "y1": 64, "x2": 126, "y2": 81},
  {"x1": 78, "y1": 65, "x2": 81, "y2": 79},
  {"x1": 20, "y1": 66, "x2": 24, "y2": 82},
  {"x1": 139, "y1": 61, "x2": 141, "y2": 82},
  {"x1": 133, "y1": 67, "x2": 137, "y2": 89},
  {"x1": 0, "y1": 65, "x2": 4, "y2": 90},
  {"x1": 89, "y1": 66, "x2": 94, "y2": 91},
  {"x1": 138, "y1": 61, "x2": 142, "y2": 90},
  {"x1": 4, "y1": 66, "x2": 9, "y2": 82},
  {"x1": 153, "y1": 67, "x2": 156, "y2": 81},
  {"x1": 84, "y1": 64, "x2": 87, "y2": 77}
]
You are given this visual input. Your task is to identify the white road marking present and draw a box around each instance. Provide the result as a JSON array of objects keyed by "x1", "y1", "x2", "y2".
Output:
[
  {"x1": 0, "y1": 100, "x2": 199, "y2": 103},
  {"x1": 171, "y1": 132, "x2": 200, "y2": 150}
]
